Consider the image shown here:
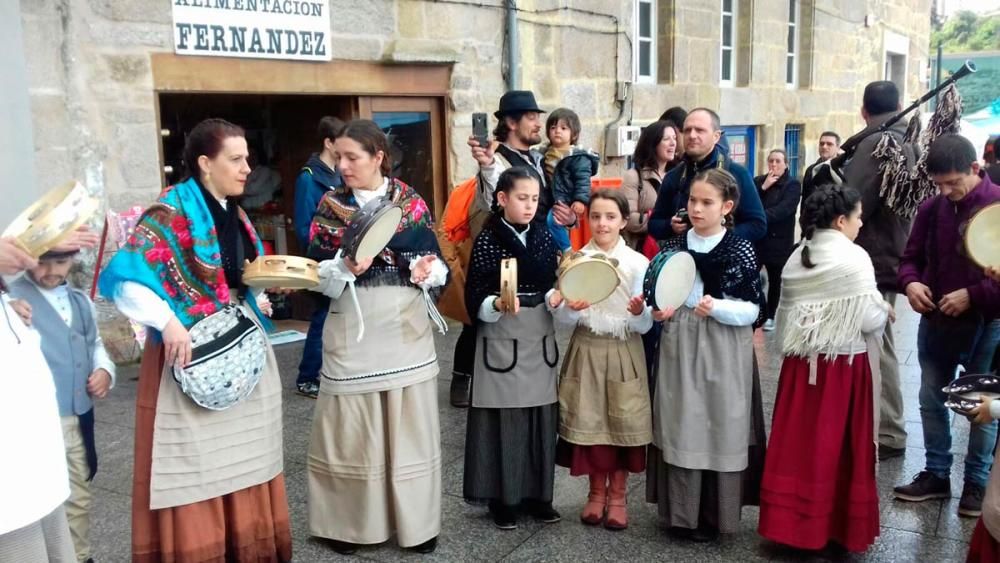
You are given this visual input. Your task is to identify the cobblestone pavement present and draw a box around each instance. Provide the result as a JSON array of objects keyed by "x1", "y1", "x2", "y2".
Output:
[{"x1": 87, "y1": 300, "x2": 978, "y2": 561}]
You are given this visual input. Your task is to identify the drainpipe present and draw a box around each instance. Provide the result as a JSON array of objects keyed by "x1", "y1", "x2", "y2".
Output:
[{"x1": 505, "y1": 0, "x2": 518, "y2": 90}]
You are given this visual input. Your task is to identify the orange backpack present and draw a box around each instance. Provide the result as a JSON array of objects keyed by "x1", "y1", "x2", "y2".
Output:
[{"x1": 441, "y1": 176, "x2": 479, "y2": 243}]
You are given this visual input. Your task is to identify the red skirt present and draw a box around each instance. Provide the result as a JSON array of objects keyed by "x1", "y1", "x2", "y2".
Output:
[
  {"x1": 968, "y1": 518, "x2": 1000, "y2": 562},
  {"x1": 555, "y1": 438, "x2": 646, "y2": 476},
  {"x1": 758, "y1": 354, "x2": 879, "y2": 553}
]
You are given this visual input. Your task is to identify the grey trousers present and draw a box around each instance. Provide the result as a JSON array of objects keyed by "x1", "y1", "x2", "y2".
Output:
[
  {"x1": 878, "y1": 292, "x2": 908, "y2": 449},
  {"x1": 0, "y1": 506, "x2": 75, "y2": 563}
]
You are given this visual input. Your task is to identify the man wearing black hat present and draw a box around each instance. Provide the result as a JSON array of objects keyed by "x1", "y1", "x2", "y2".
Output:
[
  {"x1": 469, "y1": 90, "x2": 577, "y2": 228},
  {"x1": 9, "y1": 248, "x2": 115, "y2": 563}
]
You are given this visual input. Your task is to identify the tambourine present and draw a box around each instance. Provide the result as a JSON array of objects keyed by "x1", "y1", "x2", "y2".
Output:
[
  {"x1": 556, "y1": 251, "x2": 621, "y2": 305},
  {"x1": 643, "y1": 250, "x2": 697, "y2": 311},
  {"x1": 965, "y1": 203, "x2": 1000, "y2": 269},
  {"x1": 3, "y1": 181, "x2": 99, "y2": 258},
  {"x1": 500, "y1": 258, "x2": 517, "y2": 312},
  {"x1": 342, "y1": 197, "x2": 404, "y2": 262},
  {"x1": 242, "y1": 255, "x2": 319, "y2": 289},
  {"x1": 943, "y1": 373, "x2": 1000, "y2": 416}
]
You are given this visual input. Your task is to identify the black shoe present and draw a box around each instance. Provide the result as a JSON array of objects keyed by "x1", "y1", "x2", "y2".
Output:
[
  {"x1": 666, "y1": 526, "x2": 693, "y2": 540},
  {"x1": 690, "y1": 525, "x2": 719, "y2": 543},
  {"x1": 893, "y1": 471, "x2": 951, "y2": 502},
  {"x1": 410, "y1": 536, "x2": 438, "y2": 553},
  {"x1": 524, "y1": 500, "x2": 562, "y2": 523},
  {"x1": 490, "y1": 503, "x2": 518, "y2": 530},
  {"x1": 959, "y1": 482, "x2": 986, "y2": 518},
  {"x1": 878, "y1": 444, "x2": 906, "y2": 461},
  {"x1": 327, "y1": 539, "x2": 358, "y2": 555},
  {"x1": 450, "y1": 373, "x2": 471, "y2": 408},
  {"x1": 297, "y1": 381, "x2": 319, "y2": 399}
]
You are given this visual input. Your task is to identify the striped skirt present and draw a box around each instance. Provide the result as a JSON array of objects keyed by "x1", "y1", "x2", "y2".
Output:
[{"x1": 463, "y1": 403, "x2": 558, "y2": 507}]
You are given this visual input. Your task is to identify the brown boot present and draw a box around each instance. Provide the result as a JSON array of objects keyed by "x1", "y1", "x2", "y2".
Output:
[
  {"x1": 580, "y1": 473, "x2": 608, "y2": 525},
  {"x1": 605, "y1": 470, "x2": 628, "y2": 530}
]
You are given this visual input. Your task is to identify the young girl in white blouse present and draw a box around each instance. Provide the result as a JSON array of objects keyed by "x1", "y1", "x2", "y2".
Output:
[
  {"x1": 549, "y1": 189, "x2": 653, "y2": 531},
  {"x1": 646, "y1": 168, "x2": 765, "y2": 542}
]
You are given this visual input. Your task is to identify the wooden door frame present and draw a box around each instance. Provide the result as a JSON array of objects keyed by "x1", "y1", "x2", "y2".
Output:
[{"x1": 359, "y1": 96, "x2": 449, "y2": 220}]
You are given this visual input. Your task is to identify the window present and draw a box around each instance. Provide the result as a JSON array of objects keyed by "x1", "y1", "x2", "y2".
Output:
[
  {"x1": 784, "y1": 125, "x2": 803, "y2": 179},
  {"x1": 786, "y1": 0, "x2": 799, "y2": 86},
  {"x1": 635, "y1": 0, "x2": 656, "y2": 83},
  {"x1": 884, "y1": 31, "x2": 909, "y2": 101},
  {"x1": 720, "y1": 0, "x2": 737, "y2": 85}
]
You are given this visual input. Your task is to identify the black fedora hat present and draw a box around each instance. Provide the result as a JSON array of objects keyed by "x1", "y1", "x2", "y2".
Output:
[{"x1": 494, "y1": 90, "x2": 545, "y2": 119}]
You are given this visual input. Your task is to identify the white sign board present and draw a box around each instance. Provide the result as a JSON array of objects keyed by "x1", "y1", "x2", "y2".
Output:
[{"x1": 172, "y1": 0, "x2": 332, "y2": 62}]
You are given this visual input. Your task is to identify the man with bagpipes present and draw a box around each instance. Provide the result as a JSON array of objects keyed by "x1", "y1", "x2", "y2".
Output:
[{"x1": 809, "y1": 62, "x2": 977, "y2": 465}]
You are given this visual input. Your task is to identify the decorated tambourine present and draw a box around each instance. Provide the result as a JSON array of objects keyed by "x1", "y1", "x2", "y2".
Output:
[
  {"x1": 3, "y1": 181, "x2": 99, "y2": 258},
  {"x1": 943, "y1": 373, "x2": 1000, "y2": 416},
  {"x1": 342, "y1": 197, "x2": 404, "y2": 262},
  {"x1": 500, "y1": 258, "x2": 517, "y2": 312},
  {"x1": 556, "y1": 251, "x2": 622, "y2": 305},
  {"x1": 643, "y1": 250, "x2": 697, "y2": 311},
  {"x1": 965, "y1": 203, "x2": 1000, "y2": 269},
  {"x1": 242, "y1": 255, "x2": 319, "y2": 289}
]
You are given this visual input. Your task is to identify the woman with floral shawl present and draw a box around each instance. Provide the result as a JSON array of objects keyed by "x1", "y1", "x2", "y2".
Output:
[
  {"x1": 304, "y1": 120, "x2": 448, "y2": 555},
  {"x1": 99, "y1": 118, "x2": 291, "y2": 562}
]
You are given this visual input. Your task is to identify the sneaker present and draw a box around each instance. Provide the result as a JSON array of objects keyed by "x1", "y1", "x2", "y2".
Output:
[
  {"x1": 524, "y1": 500, "x2": 562, "y2": 523},
  {"x1": 878, "y1": 444, "x2": 906, "y2": 461},
  {"x1": 959, "y1": 483, "x2": 986, "y2": 518},
  {"x1": 450, "y1": 373, "x2": 471, "y2": 408},
  {"x1": 296, "y1": 381, "x2": 319, "y2": 399},
  {"x1": 893, "y1": 471, "x2": 951, "y2": 502},
  {"x1": 762, "y1": 319, "x2": 776, "y2": 332},
  {"x1": 490, "y1": 503, "x2": 518, "y2": 530}
]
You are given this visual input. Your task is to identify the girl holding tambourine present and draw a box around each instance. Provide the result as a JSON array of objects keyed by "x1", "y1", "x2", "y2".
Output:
[
  {"x1": 548, "y1": 189, "x2": 653, "y2": 530},
  {"x1": 462, "y1": 167, "x2": 563, "y2": 531},
  {"x1": 646, "y1": 168, "x2": 765, "y2": 542}
]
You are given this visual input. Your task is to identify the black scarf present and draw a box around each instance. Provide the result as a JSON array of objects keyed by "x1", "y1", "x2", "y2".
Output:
[
  {"x1": 662, "y1": 229, "x2": 766, "y2": 328},
  {"x1": 464, "y1": 214, "x2": 560, "y2": 321},
  {"x1": 197, "y1": 182, "x2": 257, "y2": 296}
]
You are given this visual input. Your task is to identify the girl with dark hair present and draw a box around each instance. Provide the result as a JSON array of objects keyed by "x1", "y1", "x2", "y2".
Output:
[
  {"x1": 646, "y1": 168, "x2": 766, "y2": 543},
  {"x1": 463, "y1": 167, "x2": 563, "y2": 530},
  {"x1": 549, "y1": 189, "x2": 653, "y2": 530},
  {"x1": 305, "y1": 119, "x2": 448, "y2": 555},
  {"x1": 758, "y1": 184, "x2": 892, "y2": 553},
  {"x1": 621, "y1": 121, "x2": 680, "y2": 250},
  {"x1": 99, "y1": 118, "x2": 292, "y2": 562}
]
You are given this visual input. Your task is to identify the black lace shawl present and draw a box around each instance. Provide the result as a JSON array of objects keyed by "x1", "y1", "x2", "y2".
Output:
[
  {"x1": 197, "y1": 182, "x2": 257, "y2": 297},
  {"x1": 464, "y1": 215, "x2": 560, "y2": 321},
  {"x1": 661, "y1": 230, "x2": 766, "y2": 328}
]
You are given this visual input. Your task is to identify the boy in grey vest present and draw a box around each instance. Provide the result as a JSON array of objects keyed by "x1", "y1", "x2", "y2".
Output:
[{"x1": 9, "y1": 249, "x2": 115, "y2": 563}]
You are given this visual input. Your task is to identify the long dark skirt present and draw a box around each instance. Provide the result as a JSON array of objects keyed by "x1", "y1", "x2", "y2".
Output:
[{"x1": 463, "y1": 403, "x2": 558, "y2": 507}]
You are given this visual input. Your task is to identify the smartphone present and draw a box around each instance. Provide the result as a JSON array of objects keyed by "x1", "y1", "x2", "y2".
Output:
[
  {"x1": 472, "y1": 113, "x2": 489, "y2": 148},
  {"x1": 675, "y1": 208, "x2": 691, "y2": 226}
]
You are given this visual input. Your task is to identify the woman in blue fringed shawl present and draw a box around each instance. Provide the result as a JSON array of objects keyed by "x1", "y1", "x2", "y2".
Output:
[{"x1": 98, "y1": 119, "x2": 291, "y2": 563}]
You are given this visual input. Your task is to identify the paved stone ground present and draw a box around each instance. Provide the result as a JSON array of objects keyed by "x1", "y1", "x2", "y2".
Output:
[{"x1": 87, "y1": 300, "x2": 980, "y2": 562}]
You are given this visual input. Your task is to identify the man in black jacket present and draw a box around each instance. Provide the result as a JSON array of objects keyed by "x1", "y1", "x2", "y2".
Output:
[
  {"x1": 843, "y1": 81, "x2": 915, "y2": 461},
  {"x1": 800, "y1": 131, "x2": 839, "y2": 207},
  {"x1": 755, "y1": 149, "x2": 801, "y2": 331}
]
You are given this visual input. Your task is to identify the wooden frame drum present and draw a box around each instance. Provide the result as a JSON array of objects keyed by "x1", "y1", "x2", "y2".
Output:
[
  {"x1": 3, "y1": 181, "x2": 99, "y2": 258},
  {"x1": 500, "y1": 258, "x2": 517, "y2": 312},
  {"x1": 242, "y1": 255, "x2": 320, "y2": 289},
  {"x1": 965, "y1": 203, "x2": 1000, "y2": 269},
  {"x1": 556, "y1": 252, "x2": 621, "y2": 305}
]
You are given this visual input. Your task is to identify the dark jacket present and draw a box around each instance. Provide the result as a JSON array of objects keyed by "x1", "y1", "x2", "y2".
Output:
[
  {"x1": 753, "y1": 170, "x2": 801, "y2": 264},
  {"x1": 800, "y1": 157, "x2": 830, "y2": 207},
  {"x1": 843, "y1": 114, "x2": 916, "y2": 293},
  {"x1": 546, "y1": 146, "x2": 599, "y2": 205},
  {"x1": 987, "y1": 163, "x2": 1000, "y2": 186},
  {"x1": 293, "y1": 154, "x2": 342, "y2": 248},
  {"x1": 648, "y1": 145, "x2": 767, "y2": 243},
  {"x1": 898, "y1": 172, "x2": 1000, "y2": 320}
]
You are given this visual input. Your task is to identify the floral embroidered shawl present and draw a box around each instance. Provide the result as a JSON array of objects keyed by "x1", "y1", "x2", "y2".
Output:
[
  {"x1": 98, "y1": 177, "x2": 267, "y2": 329},
  {"x1": 308, "y1": 178, "x2": 444, "y2": 295}
]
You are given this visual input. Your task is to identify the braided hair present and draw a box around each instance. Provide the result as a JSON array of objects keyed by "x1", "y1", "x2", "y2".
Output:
[
  {"x1": 800, "y1": 184, "x2": 862, "y2": 268},
  {"x1": 492, "y1": 166, "x2": 539, "y2": 215},
  {"x1": 691, "y1": 168, "x2": 741, "y2": 228}
]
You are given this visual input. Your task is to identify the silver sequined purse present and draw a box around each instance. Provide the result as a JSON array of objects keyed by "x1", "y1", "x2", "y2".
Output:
[{"x1": 172, "y1": 305, "x2": 267, "y2": 411}]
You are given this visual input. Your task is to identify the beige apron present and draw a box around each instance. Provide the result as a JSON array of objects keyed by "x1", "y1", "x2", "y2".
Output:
[
  {"x1": 472, "y1": 303, "x2": 559, "y2": 409},
  {"x1": 559, "y1": 327, "x2": 652, "y2": 446},
  {"x1": 149, "y1": 307, "x2": 283, "y2": 510}
]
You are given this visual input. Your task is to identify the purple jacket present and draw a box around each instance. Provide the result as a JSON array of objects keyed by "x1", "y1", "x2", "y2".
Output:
[{"x1": 898, "y1": 172, "x2": 1000, "y2": 319}]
